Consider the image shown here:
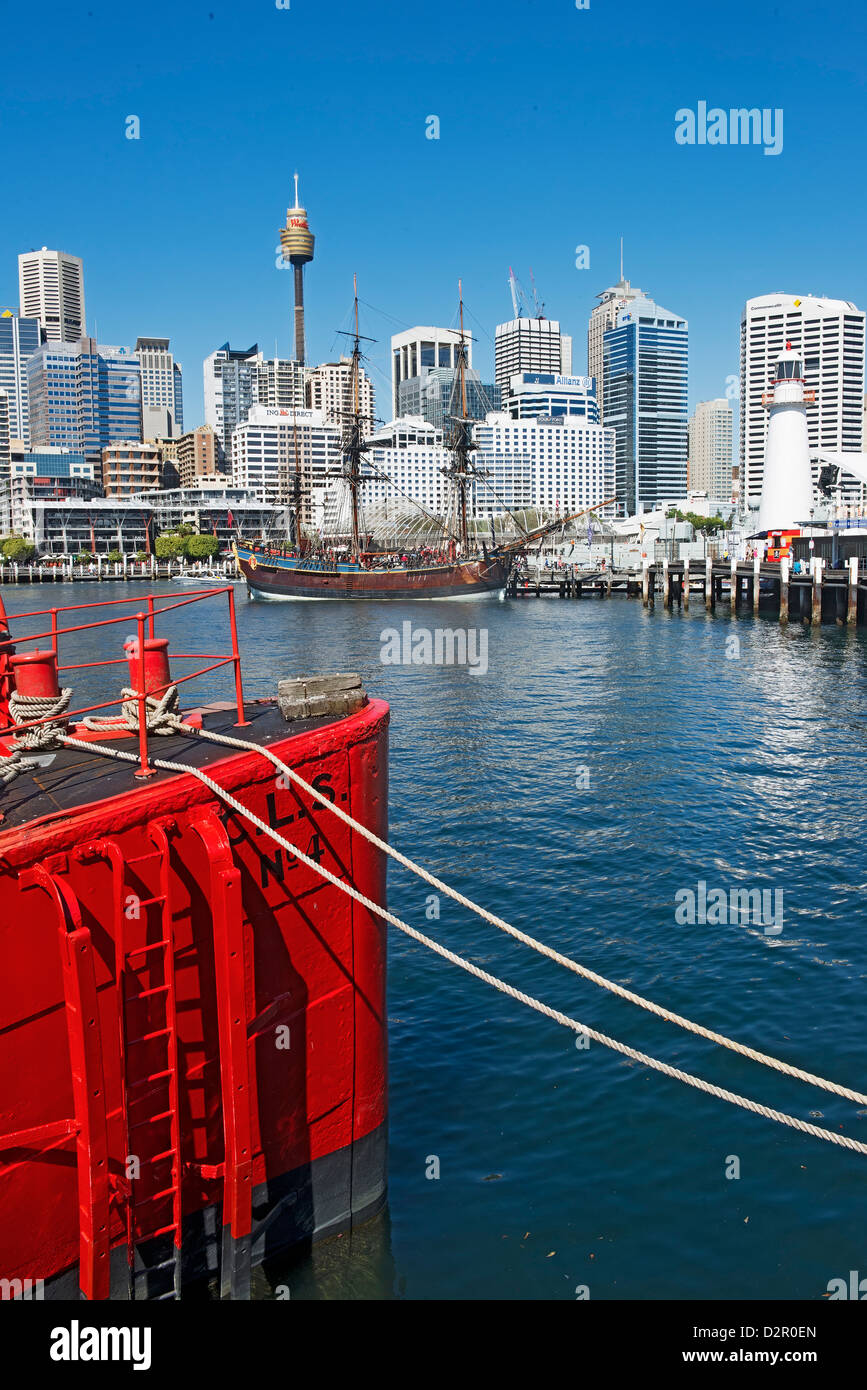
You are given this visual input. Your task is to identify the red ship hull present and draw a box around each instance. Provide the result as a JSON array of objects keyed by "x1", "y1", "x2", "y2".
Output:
[{"x1": 0, "y1": 696, "x2": 389, "y2": 1299}]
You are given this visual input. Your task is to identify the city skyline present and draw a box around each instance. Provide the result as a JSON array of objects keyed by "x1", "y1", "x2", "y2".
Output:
[{"x1": 3, "y1": 0, "x2": 865, "y2": 426}]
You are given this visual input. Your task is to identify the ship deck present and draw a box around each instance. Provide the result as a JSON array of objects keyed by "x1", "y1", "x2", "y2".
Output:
[{"x1": 0, "y1": 699, "x2": 333, "y2": 832}]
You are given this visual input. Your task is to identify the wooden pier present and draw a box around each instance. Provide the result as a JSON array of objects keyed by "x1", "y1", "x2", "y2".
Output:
[{"x1": 508, "y1": 557, "x2": 867, "y2": 625}]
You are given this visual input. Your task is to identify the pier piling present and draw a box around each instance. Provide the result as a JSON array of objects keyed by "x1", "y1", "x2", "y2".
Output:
[
  {"x1": 848, "y1": 557, "x2": 859, "y2": 625},
  {"x1": 812, "y1": 559, "x2": 823, "y2": 627},
  {"x1": 779, "y1": 558, "x2": 789, "y2": 624}
]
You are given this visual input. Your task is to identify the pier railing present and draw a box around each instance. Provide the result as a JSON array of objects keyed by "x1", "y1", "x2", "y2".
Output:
[{"x1": 0, "y1": 586, "x2": 247, "y2": 779}]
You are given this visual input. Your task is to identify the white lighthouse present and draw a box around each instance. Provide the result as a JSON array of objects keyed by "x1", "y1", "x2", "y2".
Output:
[{"x1": 757, "y1": 345, "x2": 815, "y2": 534}]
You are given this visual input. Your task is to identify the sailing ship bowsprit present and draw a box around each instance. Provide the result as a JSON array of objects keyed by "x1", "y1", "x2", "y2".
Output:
[{"x1": 234, "y1": 282, "x2": 574, "y2": 601}]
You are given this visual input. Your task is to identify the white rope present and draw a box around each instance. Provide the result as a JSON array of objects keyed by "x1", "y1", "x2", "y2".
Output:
[
  {"x1": 59, "y1": 730, "x2": 867, "y2": 1157},
  {"x1": 0, "y1": 689, "x2": 72, "y2": 785},
  {"x1": 169, "y1": 721, "x2": 867, "y2": 1112},
  {"x1": 81, "y1": 685, "x2": 182, "y2": 735}
]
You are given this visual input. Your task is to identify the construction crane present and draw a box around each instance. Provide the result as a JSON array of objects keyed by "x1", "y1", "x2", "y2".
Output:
[{"x1": 508, "y1": 266, "x2": 530, "y2": 320}]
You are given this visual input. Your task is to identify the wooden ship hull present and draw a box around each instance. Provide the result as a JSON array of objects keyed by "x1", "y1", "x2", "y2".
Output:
[{"x1": 235, "y1": 546, "x2": 510, "y2": 601}]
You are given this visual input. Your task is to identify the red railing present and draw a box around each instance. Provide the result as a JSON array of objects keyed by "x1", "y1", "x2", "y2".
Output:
[{"x1": 0, "y1": 586, "x2": 248, "y2": 780}]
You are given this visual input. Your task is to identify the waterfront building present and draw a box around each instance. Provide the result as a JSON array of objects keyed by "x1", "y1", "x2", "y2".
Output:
[
  {"x1": 203, "y1": 343, "x2": 260, "y2": 457},
  {"x1": 391, "y1": 327, "x2": 468, "y2": 419},
  {"x1": 18, "y1": 248, "x2": 85, "y2": 343},
  {"x1": 0, "y1": 310, "x2": 44, "y2": 445},
  {"x1": 9, "y1": 443, "x2": 93, "y2": 480},
  {"x1": 147, "y1": 486, "x2": 280, "y2": 546},
  {"x1": 602, "y1": 295, "x2": 689, "y2": 515},
  {"x1": 0, "y1": 472, "x2": 102, "y2": 543},
  {"x1": 688, "y1": 399, "x2": 733, "y2": 502},
  {"x1": 1, "y1": 483, "x2": 279, "y2": 556},
  {"x1": 136, "y1": 337, "x2": 184, "y2": 439},
  {"x1": 494, "y1": 317, "x2": 572, "y2": 397},
  {"x1": 505, "y1": 372, "x2": 598, "y2": 423},
  {"x1": 396, "y1": 366, "x2": 499, "y2": 432},
  {"x1": 740, "y1": 293, "x2": 866, "y2": 507},
  {"x1": 27, "y1": 339, "x2": 142, "y2": 469},
  {"x1": 307, "y1": 356, "x2": 375, "y2": 431},
  {"x1": 588, "y1": 276, "x2": 643, "y2": 420}
]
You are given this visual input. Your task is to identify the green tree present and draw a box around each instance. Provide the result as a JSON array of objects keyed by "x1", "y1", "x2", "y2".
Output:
[
  {"x1": 1, "y1": 536, "x2": 36, "y2": 563},
  {"x1": 134, "y1": 550, "x2": 150, "y2": 563},
  {"x1": 184, "y1": 533, "x2": 219, "y2": 561},
  {"x1": 155, "y1": 533, "x2": 187, "y2": 560},
  {"x1": 105, "y1": 550, "x2": 123, "y2": 565},
  {"x1": 75, "y1": 552, "x2": 94, "y2": 565}
]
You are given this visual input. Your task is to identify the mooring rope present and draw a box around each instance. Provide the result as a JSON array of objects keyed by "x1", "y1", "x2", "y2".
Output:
[
  {"x1": 53, "y1": 726, "x2": 867, "y2": 1157},
  {"x1": 153, "y1": 708, "x2": 867, "y2": 1112},
  {"x1": 0, "y1": 689, "x2": 72, "y2": 785}
]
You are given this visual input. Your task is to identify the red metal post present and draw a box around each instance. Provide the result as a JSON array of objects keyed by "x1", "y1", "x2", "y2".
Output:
[
  {"x1": 147, "y1": 595, "x2": 155, "y2": 641},
  {"x1": 227, "y1": 587, "x2": 249, "y2": 726},
  {"x1": 134, "y1": 612, "x2": 155, "y2": 779},
  {"x1": 51, "y1": 607, "x2": 58, "y2": 661}
]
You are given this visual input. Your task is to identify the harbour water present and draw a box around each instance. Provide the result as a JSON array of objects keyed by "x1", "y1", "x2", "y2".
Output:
[{"x1": 21, "y1": 582, "x2": 867, "y2": 1300}]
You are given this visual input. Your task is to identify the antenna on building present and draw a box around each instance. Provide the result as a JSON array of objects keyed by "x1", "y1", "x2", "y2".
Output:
[{"x1": 620, "y1": 237, "x2": 624, "y2": 282}]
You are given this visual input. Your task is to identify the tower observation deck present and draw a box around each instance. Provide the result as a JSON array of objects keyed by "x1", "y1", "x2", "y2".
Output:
[{"x1": 279, "y1": 173, "x2": 316, "y2": 365}]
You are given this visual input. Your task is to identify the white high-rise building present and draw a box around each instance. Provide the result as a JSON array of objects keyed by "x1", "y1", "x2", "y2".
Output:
[
  {"x1": 494, "y1": 318, "x2": 572, "y2": 397},
  {"x1": 136, "y1": 337, "x2": 184, "y2": 439},
  {"x1": 588, "y1": 277, "x2": 643, "y2": 419},
  {"x1": 391, "y1": 327, "x2": 468, "y2": 418},
  {"x1": 307, "y1": 356, "x2": 375, "y2": 432},
  {"x1": 740, "y1": 293, "x2": 866, "y2": 506},
  {"x1": 18, "y1": 249, "x2": 85, "y2": 343},
  {"x1": 255, "y1": 357, "x2": 306, "y2": 412},
  {"x1": 688, "y1": 399, "x2": 733, "y2": 501},
  {"x1": 231, "y1": 405, "x2": 342, "y2": 518}
]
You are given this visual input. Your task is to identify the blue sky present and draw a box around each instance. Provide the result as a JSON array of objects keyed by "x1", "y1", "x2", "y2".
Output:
[{"x1": 2, "y1": 0, "x2": 866, "y2": 424}]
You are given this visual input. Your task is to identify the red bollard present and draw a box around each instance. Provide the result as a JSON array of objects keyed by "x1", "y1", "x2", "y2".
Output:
[
  {"x1": 123, "y1": 636, "x2": 171, "y2": 696},
  {"x1": 10, "y1": 649, "x2": 60, "y2": 698}
]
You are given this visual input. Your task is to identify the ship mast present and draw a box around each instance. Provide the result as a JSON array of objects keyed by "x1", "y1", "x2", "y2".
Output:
[
  {"x1": 290, "y1": 405, "x2": 305, "y2": 549},
  {"x1": 444, "y1": 281, "x2": 478, "y2": 554},
  {"x1": 340, "y1": 275, "x2": 371, "y2": 560}
]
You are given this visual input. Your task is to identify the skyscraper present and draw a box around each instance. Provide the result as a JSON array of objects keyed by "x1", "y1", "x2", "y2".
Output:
[
  {"x1": 603, "y1": 294, "x2": 688, "y2": 514},
  {"x1": 688, "y1": 399, "x2": 733, "y2": 501},
  {"x1": 588, "y1": 274, "x2": 643, "y2": 420},
  {"x1": 18, "y1": 248, "x2": 85, "y2": 343},
  {"x1": 391, "y1": 327, "x2": 469, "y2": 418},
  {"x1": 0, "y1": 390, "x2": 10, "y2": 477},
  {"x1": 0, "y1": 310, "x2": 43, "y2": 443},
  {"x1": 136, "y1": 337, "x2": 184, "y2": 439},
  {"x1": 739, "y1": 293, "x2": 865, "y2": 506},
  {"x1": 396, "y1": 366, "x2": 498, "y2": 431},
  {"x1": 203, "y1": 344, "x2": 260, "y2": 458},
  {"x1": 27, "y1": 339, "x2": 142, "y2": 468},
  {"x1": 494, "y1": 317, "x2": 572, "y2": 397}
]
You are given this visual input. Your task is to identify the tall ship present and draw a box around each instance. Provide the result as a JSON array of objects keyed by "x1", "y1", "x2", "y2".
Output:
[
  {"x1": 0, "y1": 585, "x2": 388, "y2": 1299},
  {"x1": 235, "y1": 283, "x2": 575, "y2": 601}
]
